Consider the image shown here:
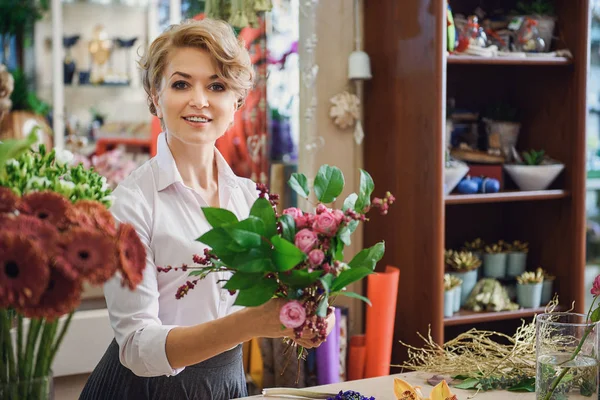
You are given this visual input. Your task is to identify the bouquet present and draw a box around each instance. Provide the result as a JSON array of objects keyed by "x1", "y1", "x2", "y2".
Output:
[
  {"x1": 0, "y1": 132, "x2": 145, "y2": 399},
  {"x1": 159, "y1": 164, "x2": 394, "y2": 367}
]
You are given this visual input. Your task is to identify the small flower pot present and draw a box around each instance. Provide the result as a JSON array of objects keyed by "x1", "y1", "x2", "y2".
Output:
[
  {"x1": 516, "y1": 282, "x2": 543, "y2": 308},
  {"x1": 541, "y1": 279, "x2": 554, "y2": 305},
  {"x1": 506, "y1": 252, "x2": 527, "y2": 277},
  {"x1": 444, "y1": 290, "x2": 454, "y2": 317},
  {"x1": 449, "y1": 269, "x2": 477, "y2": 306},
  {"x1": 483, "y1": 253, "x2": 507, "y2": 278},
  {"x1": 453, "y1": 285, "x2": 461, "y2": 313}
]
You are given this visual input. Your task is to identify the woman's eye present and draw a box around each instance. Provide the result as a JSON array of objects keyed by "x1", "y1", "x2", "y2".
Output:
[
  {"x1": 209, "y1": 83, "x2": 226, "y2": 91},
  {"x1": 172, "y1": 81, "x2": 188, "y2": 90}
]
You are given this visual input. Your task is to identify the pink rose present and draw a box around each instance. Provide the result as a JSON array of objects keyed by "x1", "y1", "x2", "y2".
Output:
[
  {"x1": 316, "y1": 204, "x2": 327, "y2": 214},
  {"x1": 592, "y1": 275, "x2": 600, "y2": 297},
  {"x1": 312, "y1": 210, "x2": 340, "y2": 236},
  {"x1": 308, "y1": 249, "x2": 325, "y2": 267},
  {"x1": 283, "y1": 207, "x2": 303, "y2": 219},
  {"x1": 295, "y1": 229, "x2": 318, "y2": 254},
  {"x1": 280, "y1": 300, "x2": 306, "y2": 329},
  {"x1": 332, "y1": 209, "x2": 345, "y2": 225}
]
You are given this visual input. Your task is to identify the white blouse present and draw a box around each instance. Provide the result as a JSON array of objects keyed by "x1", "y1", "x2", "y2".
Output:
[{"x1": 103, "y1": 132, "x2": 258, "y2": 377}]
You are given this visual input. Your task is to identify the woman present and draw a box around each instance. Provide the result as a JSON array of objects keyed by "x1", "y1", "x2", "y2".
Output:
[{"x1": 80, "y1": 18, "x2": 334, "y2": 400}]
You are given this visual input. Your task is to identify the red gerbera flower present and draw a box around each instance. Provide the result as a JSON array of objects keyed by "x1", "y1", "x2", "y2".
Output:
[
  {"x1": 61, "y1": 227, "x2": 117, "y2": 285},
  {"x1": 116, "y1": 223, "x2": 146, "y2": 290},
  {"x1": 19, "y1": 191, "x2": 72, "y2": 229},
  {"x1": 2, "y1": 214, "x2": 60, "y2": 251},
  {"x1": 0, "y1": 186, "x2": 19, "y2": 213},
  {"x1": 0, "y1": 232, "x2": 50, "y2": 307},
  {"x1": 18, "y1": 260, "x2": 82, "y2": 320},
  {"x1": 72, "y1": 200, "x2": 117, "y2": 236}
]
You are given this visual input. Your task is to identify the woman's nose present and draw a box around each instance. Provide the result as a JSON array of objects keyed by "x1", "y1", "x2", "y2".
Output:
[{"x1": 189, "y1": 87, "x2": 209, "y2": 108}]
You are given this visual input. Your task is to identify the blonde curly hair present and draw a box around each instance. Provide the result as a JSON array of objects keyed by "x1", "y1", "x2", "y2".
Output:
[
  {"x1": 138, "y1": 18, "x2": 255, "y2": 118},
  {"x1": 0, "y1": 64, "x2": 14, "y2": 124}
]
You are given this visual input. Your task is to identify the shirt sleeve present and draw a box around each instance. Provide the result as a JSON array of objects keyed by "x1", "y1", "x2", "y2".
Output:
[{"x1": 103, "y1": 182, "x2": 184, "y2": 377}]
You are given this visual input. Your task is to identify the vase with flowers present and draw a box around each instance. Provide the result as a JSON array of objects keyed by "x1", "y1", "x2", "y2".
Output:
[{"x1": 0, "y1": 132, "x2": 145, "y2": 399}]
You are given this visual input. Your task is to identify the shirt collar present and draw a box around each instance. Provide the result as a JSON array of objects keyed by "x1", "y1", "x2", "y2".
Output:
[{"x1": 155, "y1": 132, "x2": 239, "y2": 192}]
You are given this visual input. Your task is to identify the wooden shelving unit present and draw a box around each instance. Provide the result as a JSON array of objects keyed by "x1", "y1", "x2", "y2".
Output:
[{"x1": 364, "y1": 0, "x2": 589, "y2": 368}]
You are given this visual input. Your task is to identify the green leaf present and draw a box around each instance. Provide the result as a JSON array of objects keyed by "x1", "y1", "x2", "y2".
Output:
[
  {"x1": 197, "y1": 227, "x2": 243, "y2": 255},
  {"x1": 223, "y1": 272, "x2": 264, "y2": 290},
  {"x1": 0, "y1": 131, "x2": 38, "y2": 175},
  {"x1": 234, "y1": 278, "x2": 279, "y2": 307},
  {"x1": 279, "y1": 270, "x2": 323, "y2": 289},
  {"x1": 348, "y1": 241, "x2": 385, "y2": 270},
  {"x1": 332, "y1": 237, "x2": 344, "y2": 262},
  {"x1": 507, "y1": 378, "x2": 536, "y2": 392},
  {"x1": 330, "y1": 267, "x2": 374, "y2": 292},
  {"x1": 454, "y1": 378, "x2": 481, "y2": 390},
  {"x1": 235, "y1": 216, "x2": 267, "y2": 238},
  {"x1": 343, "y1": 193, "x2": 358, "y2": 211},
  {"x1": 202, "y1": 207, "x2": 238, "y2": 228},
  {"x1": 250, "y1": 198, "x2": 277, "y2": 238},
  {"x1": 271, "y1": 236, "x2": 306, "y2": 271},
  {"x1": 338, "y1": 219, "x2": 359, "y2": 246},
  {"x1": 230, "y1": 248, "x2": 274, "y2": 273},
  {"x1": 354, "y1": 169, "x2": 374, "y2": 213},
  {"x1": 320, "y1": 274, "x2": 334, "y2": 292},
  {"x1": 316, "y1": 294, "x2": 329, "y2": 317},
  {"x1": 313, "y1": 165, "x2": 344, "y2": 203},
  {"x1": 288, "y1": 173, "x2": 310, "y2": 198},
  {"x1": 590, "y1": 305, "x2": 600, "y2": 323},
  {"x1": 225, "y1": 227, "x2": 263, "y2": 249},
  {"x1": 278, "y1": 214, "x2": 296, "y2": 243},
  {"x1": 188, "y1": 270, "x2": 205, "y2": 277},
  {"x1": 335, "y1": 291, "x2": 372, "y2": 306}
]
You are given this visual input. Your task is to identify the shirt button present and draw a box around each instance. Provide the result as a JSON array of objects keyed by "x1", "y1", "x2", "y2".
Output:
[{"x1": 220, "y1": 291, "x2": 227, "y2": 301}]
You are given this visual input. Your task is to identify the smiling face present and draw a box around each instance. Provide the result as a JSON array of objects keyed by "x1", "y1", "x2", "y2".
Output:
[{"x1": 152, "y1": 47, "x2": 238, "y2": 146}]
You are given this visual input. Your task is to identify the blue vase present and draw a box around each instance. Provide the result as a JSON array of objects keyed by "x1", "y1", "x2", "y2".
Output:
[
  {"x1": 506, "y1": 252, "x2": 527, "y2": 277},
  {"x1": 449, "y1": 269, "x2": 478, "y2": 306},
  {"x1": 453, "y1": 285, "x2": 461, "y2": 312},
  {"x1": 541, "y1": 279, "x2": 554, "y2": 304},
  {"x1": 483, "y1": 253, "x2": 507, "y2": 278},
  {"x1": 517, "y1": 282, "x2": 543, "y2": 308},
  {"x1": 444, "y1": 290, "x2": 454, "y2": 317}
]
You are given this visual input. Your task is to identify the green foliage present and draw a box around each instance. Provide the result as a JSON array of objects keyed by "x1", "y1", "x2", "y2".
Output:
[
  {"x1": 313, "y1": 165, "x2": 344, "y2": 203},
  {"x1": 515, "y1": 0, "x2": 555, "y2": 16},
  {"x1": 9, "y1": 68, "x2": 50, "y2": 115},
  {"x1": 522, "y1": 149, "x2": 546, "y2": 165},
  {"x1": 354, "y1": 169, "x2": 374, "y2": 213},
  {"x1": 288, "y1": 172, "x2": 310, "y2": 199},
  {"x1": 0, "y1": 0, "x2": 49, "y2": 36}
]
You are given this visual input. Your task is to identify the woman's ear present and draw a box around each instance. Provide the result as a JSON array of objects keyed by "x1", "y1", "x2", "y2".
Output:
[{"x1": 152, "y1": 93, "x2": 163, "y2": 119}]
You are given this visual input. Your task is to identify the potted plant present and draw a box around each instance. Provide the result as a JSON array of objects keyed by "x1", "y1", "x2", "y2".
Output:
[
  {"x1": 506, "y1": 240, "x2": 528, "y2": 277},
  {"x1": 444, "y1": 274, "x2": 455, "y2": 317},
  {"x1": 537, "y1": 267, "x2": 556, "y2": 305},
  {"x1": 448, "y1": 274, "x2": 463, "y2": 313},
  {"x1": 504, "y1": 149, "x2": 565, "y2": 191},
  {"x1": 462, "y1": 237, "x2": 485, "y2": 260},
  {"x1": 446, "y1": 250, "x2": 481, "y2": 306},
  {"x1": 516, "y1": 269, "x2": 544, "y2": 308},
  {"x1": 483, "y1": 241, "x2": 508, "y2": 279},
  {"x1": 514, "y1": 0, "x2": 556, "y2": 52}
]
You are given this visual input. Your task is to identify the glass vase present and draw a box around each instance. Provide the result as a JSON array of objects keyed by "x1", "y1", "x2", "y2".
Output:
[
  {"x1": 536, "y1": 313, "x2": 599, "y2": 400},
  {"x1": 0, "y1": 375, "x2": 53, "y2": 400}
]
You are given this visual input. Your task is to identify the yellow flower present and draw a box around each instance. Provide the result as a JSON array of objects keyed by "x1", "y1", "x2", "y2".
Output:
[{"x1": 394, "y1": 378, "x2": 457, "y2": 400}]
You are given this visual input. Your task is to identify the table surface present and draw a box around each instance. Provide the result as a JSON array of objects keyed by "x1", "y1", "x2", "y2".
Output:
[{"x1": 240, "y1": 371, "x2": 536, "y2": 399}]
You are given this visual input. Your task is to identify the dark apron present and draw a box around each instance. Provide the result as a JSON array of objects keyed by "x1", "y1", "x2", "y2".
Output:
[{"x1": 79, "y1": 339, "x2": 247, "y2": 400}]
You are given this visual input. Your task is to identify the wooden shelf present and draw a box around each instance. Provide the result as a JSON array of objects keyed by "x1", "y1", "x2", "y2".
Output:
[
  {"x1": 447, "y1": 54, "x2": 572, "y2": 66},
  {"x1": 444, "y1": 307, "x2": 549, "y2": 326},
  {"x1": 445, "y1": 190, "x2": 569, "y2": 205}
]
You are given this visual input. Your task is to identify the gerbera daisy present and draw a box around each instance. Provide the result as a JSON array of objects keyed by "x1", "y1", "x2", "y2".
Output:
[
  {"x1": 0, "y1": 186, "x2": 18, "y2": 213},
  {"x1": 18, "y1": 261, "x2": 82, "y2": 320},
  {"x1": 60, "y1": 227, "x2": 117, "y2": 285},
  {"x1": 3, "y1": 214, "x2": 59, "y2": 250},
  {"x1": 19, "y1": 191, "x2": 72, "y2": 229},
  {"x1": 116, "y1": 223, "x2": 146, "y2": 289},
  {"x1": 0, "y1": 232, "x2": 50, "y2": 307},
  {"x1": 73, "y1": 200, "x2": 117, "y2": 236}
]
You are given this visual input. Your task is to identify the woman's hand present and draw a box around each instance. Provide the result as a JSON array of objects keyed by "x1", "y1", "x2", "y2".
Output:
[{"x1": 294, "y1": 309, "x2": 336, "y2": 349}]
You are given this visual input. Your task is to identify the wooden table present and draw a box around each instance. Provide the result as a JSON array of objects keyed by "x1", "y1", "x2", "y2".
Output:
[{"x1": 240, "y1": 371, "x2": 535, "y2": 399}]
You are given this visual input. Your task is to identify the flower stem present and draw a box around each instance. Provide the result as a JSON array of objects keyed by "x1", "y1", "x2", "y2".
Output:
[
  {"x1": 0, "y1": 310, "x2": 8, "y2": 384},
  {"x1": 542, "y1": 325, "x2": 594, "y2": 400},
  {"x1": 49, "y1": 312, "x2": 73, "y2": 366},
  {"x1": 0, "y1": 310, "x2": 16, "y2": 382},
  {"x1": 16, "y1": 315, "x2": 23, "y2": 379}
]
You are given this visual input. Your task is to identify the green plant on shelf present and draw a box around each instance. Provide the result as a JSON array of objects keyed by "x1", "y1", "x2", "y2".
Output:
[
  {"x1": 485, "y1": 241, "x2": 507, "y2": 254},
  {"x1": 521, "y1": 149, "x2": 546, "y2": 165},
  {"x1": 444, "y1": 249, "x2": 455, "y2": 268},
  {"x1": 462, "y1": 238, "x2": 485, "y2": 253},
  {"x1": 516, "y1": 270, "x2": 544, "y2": 285},
  {"x1": 506, "y1": 240, "x2": 529, "y2": 253},
  {"x1": 537, "y1": 267, "x2": 555, "y2": 281},
  {"x1": 514, "y1": 0, "x2": 555, "y2": 16},
  {"x1": 448, "y1": 274, "x2": 463, "y2": 289},
  {"x1": 448, "y1": 251, "x2": 482, "y2": 272}
]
